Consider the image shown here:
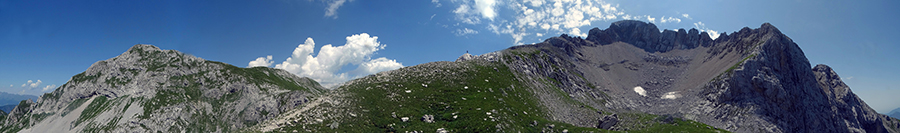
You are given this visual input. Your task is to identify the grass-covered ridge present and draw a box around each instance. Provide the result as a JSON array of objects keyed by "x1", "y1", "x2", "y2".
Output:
[
  {"x1": 280, "y1": 61, "x2": 583, "y2": 132},
  {"x1": 272, "y1": 59, "x2": 727, "y2": 132},
  {"x1": 50, "y1": 45, "x2": 325, "y2": 132},
  {"x1": 135, "y1": 60, "x2": 323, "y2": 131},
  {"x1": 208, "y1": 61, "x2": 321, "y2": 92}
]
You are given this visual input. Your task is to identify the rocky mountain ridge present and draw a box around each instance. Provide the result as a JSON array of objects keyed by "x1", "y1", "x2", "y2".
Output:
[
  {"x1": 254, "y1": 20, "x2": 898, "y2": 132},
  {"x1": 1, "y1": 20, "x2": 898, "y2": 133},
  {"x1": 506, "y1": 20, "x2": 900, "y2": 132},
  {"x1": 1, "y1": 45, "x2": 325, "y2": 132}
]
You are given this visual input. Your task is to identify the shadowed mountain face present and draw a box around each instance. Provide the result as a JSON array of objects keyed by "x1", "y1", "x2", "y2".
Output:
[{"x1": 2, "y1": 20, "x2": 898, "y2": 133}]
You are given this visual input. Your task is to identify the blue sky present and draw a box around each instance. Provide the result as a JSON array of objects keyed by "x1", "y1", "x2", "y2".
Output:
[{"x1": 1, "y1": 0, "x2": 898, "y2": 113}]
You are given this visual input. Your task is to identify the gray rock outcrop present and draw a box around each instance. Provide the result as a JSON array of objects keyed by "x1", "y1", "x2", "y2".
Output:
[
  {"x1": 1, "y1": 44, "x2": 326, "y2": 132},
  {"x1": 586, "y1": 20, "x2": 714, "y2": 53},
  {"x1": 505, "y1": 20, "x2": 900, "y2": 132},
  {"x1": 596, "y1": 114, "x2": 618, "y2": 129}
]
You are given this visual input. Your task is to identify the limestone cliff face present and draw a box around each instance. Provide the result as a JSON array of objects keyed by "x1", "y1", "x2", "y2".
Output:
[
  {"x1": 1, "y1": 44, "x2": 325, "y2": 132},
  {"x1": 697, "y1": 23, "x2": 898, "y2": 132}
]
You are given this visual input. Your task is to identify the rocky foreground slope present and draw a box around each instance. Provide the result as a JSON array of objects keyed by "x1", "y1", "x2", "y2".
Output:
[
  {"x1": 0, "y1": 45, "x2": 325, "y2": 132},
  {"x1": 2, "y1": 20, "x2": 899, "y2": 133}
]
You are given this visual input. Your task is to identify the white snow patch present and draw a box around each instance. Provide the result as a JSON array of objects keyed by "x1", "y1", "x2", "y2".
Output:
[
  {"x1": 661, "y1": 91, "x2": 681, "y2": 99},
  {"x1": 633, "y1": 86, "x2": 647, "y2": 97}
]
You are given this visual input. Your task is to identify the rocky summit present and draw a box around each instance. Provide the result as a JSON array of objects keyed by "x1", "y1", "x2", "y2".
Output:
[
  {"x1": 0, "y1": 45, "x2": 325, "y2": 132},
  {"x1": 2, "y1": 20, "x2": 899, "y2": 133}
]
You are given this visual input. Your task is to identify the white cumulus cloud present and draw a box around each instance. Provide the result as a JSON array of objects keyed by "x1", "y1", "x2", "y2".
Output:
[
  {"x1": 21, "y1": 80, "x2": 41, "y2": 88},
  {"x1": 659, "y1": 16, "x2": 681, "y2": 23},
  {"x1": 454, "y1": 4, "x2": 481, "y2": 24},
  {"x1": 443, "y1": 0, "x2": 703, "y2": 45},
  {"x1": 256, "y1": 33, "x2": 403, "y2": 88},
  {"x1": 350, "y1": 57, "x2": 404, "y2": 76},
  {"x1": 693, "y1": 21, "x2": 720, "y2": 39},
  {"x1": 475, "y1": 0, "x2": 497, "y2": 20},
  {"x1": 452, "y1": 0, "x2": 499, "y2": 24},
  {"x1": 446, "y1": 0, "x2": 628, "y2": 45},
  {"x1": 42, "y1": 84, "x2": 56, "y2": 92},
  {"x1": 248, "y1": 55, "x2": 274, "y2": 67}
]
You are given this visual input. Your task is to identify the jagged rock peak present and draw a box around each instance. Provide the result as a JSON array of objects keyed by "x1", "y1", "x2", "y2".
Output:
[
  {"x1": 126, "y1": 44, "x2": 162, "y2": 53},
  {"x1": 812, "y1": 64, "x2": 838, "y2": 77},
  {"x1": 585, "y1": 20, "x2": 714, "y2": 53},
  {"x1": 813, "y1": 64, "x2": 852, "y2": 100}
]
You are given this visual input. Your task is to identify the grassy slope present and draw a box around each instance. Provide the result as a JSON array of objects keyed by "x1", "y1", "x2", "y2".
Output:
[{"x1": 274, "y1": 60, "x2": 727, "y2": 133}]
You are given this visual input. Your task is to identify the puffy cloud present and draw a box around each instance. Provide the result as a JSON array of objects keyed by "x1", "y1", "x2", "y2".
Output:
[
  {"x1": 324, "y1": 0, "x2": 348, "y2": 18},
  {"x1": 569, "y1": 28, "x2": 585, "y2": 37},
  {"x1": 525, "y1": 0, "x2": 543, "y2": 7},
  {"x1": 443, "y1": 0, "x2": 706, "y2": 45},
  {"x1": 350, "y1": 57, "x2": 404, "y2": 76},
  {"x1": 681, "y1": 13, "x2": 691, "y2": 19},
  {"x1": 256, "y1": 33, "x2": 403, "y2": 87},
  {"x1": 646, "y1": 16, "x2": 656, "y2": 23},
  {"x1": 475, "y1": 0, "x2": 497, "y2": 20},
  {"x1": 452, "y1": 0, "x2": 499, "y2": 24},
  {"x1": 42, "y1": 84, "x2": 56, "y2": 92},
  {"x1": 21, "y1": 80, "x2": 41, "y2": 88},
  {"x1": 31, "y1": 80, "x2": 41, "y2": 88},
  {"x1": 693, "y1": 21, "x2": 720, "y2": 39},
  {"x1": 248, "y1": 55, "x2": 274, "y2": 67},
  {"x1": 446, "y1": 0, "x2": 628, "y2": 45},
  {"x1": 659, "y1": 16, "x2": 681, "y2": 23},
  {"x1": 454, "y1": 4, "x2": 480, "y2": 24},
  {"x1": 455, "y1": 28, "x2": 480, "y2": 36}
]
